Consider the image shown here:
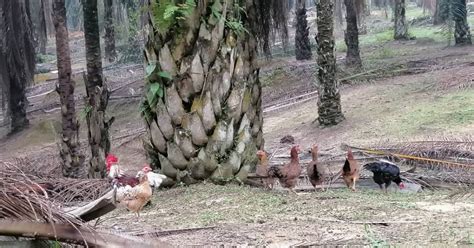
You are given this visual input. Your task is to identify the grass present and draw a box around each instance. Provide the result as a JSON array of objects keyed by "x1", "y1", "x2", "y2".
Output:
[
  {"x1": 260, "y1": 67, "x2": 286, "y2": 87},
  {"x1": 98, "y1": 183, "x2": 474, "y2": 246},
  {"x1": 364, "y1": 224, "x2": 390, "y2": 247},
  {"x1": 385, "y1": 89, "x2": 474, "y2": 135},
  {"x1": 6, "y1": 119, "x2": 60, "y2": 151},
  {"x1": 409, "y1": 26, "x2": 448, "y2": 42}
]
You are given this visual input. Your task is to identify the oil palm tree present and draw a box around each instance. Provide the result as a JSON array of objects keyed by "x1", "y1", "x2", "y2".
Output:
[
  {"x1": 53, "y1": 0, "x2": 85, "y2": 178},
  {"x1": 0, "y1": 0, "x2": 36, "y2": 134},
  {"x1": 83, "y1": 0, "x2": 113, "y2": 178},
  {"x1": 316, "y1": 0, "x2": 345, "y2": 126},
  {"x1": 142, "y1": 0, "x2": 287, "y2": 185}
]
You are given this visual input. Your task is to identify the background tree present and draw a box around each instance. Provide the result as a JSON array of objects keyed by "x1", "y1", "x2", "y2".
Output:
[
  {"x1": 142, "y1": 0, "x2": 287, "y2": 185},
  {"x1": 452, "y1": 0, "x2": 472, "y2": 45},
  {"x1": 53, "y1": 0, "x2": 85, "y2": 178},
  {"x1": 83, "y1": 0, "x2": 112, "y2": 178},
  {"x1": 344, "y1": 0, "x2": 362, "y2": 67},
  {"x1": 66, "y1": 0, "x2": 83, "y2": 31},
  {"x1": 335, "y1": 0, "x2": 345, "y2": 27},
  {"x1": 257, "y1": 0, "x2": 289, "y2": 56},
  {"x1": 295, "y1": 0, "x2": 312, "y2": 60},
  {"x1": 0, "y1": 0, "x2": 36, "y2": 133},
  {"x1": 433, "y1": 0, "x2": 447, "y2": 25},
  {"x1": 104, "y1": 0, "x2": 117, "y2": 62},
  {"x1": 29, "y1": 0, "x2": 49, "y2": 54},
  {"x1": 394, "y1": 0, "x2": 409, "y2": 39},
  {"x1": 316, "y1": 0, "x2": 345, "y2": 126}
]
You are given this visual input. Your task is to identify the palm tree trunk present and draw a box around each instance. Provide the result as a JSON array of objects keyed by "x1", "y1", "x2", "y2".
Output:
[
  {"x1": 335, "y1": 0, "x2": 344, "y2": 27},
  {"x1": 295, "y1": 0, "x2": 312, "y2": 60},
  {"x1": 316, "y1": 0, "x2": 345, "y2": 126},
  {"x1": 39, "y1": 0, "x2": 49, "y2": 54},
  {"x1": 433, "y1": 0, "x2": 445, "y2": 25},
  {"x1": 0, "y1": 0, "x2": 35, "y2": 134},
  {"x1": 453, "y1": 0, "x2": 472, "y2": 45},
  {"x1": 143, "y1": 1, "x2": 265, "y2": 185},
  {"x1": 29, "y1": 0, "x2": 48, "y2": 54},
  {"x1": 394, "y1": 0, "x2": 409, "y2": 40},
  {"x1": 83, "y1": 0, "x2": 112, "y2": 178},
  {"x1": 52, "y1": 0, "x2": 85, "y2": 178},
  {"x1": 344, "y1": 0, "x2": 362, "y2": 67},
  {"x1": 104, "y1": 0, "x2": 116, "y2": 62}
]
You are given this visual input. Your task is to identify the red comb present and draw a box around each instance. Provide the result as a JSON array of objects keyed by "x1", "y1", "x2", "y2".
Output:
[{"x1": 106, "y1": 154, "x2": 118, "y2": 164}]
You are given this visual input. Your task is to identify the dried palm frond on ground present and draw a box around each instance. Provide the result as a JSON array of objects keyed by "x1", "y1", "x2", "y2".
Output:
[
  {"x1": 0, "y1": 221, "x2": 167, "y2": 247},
  {"x1": 0, "y1": 185, "x2": 82, "y2": 226},
  {"x1": 340, "y1": 139, "x2": 474, "y2": 189},
  {"x1": 0, "y1": 162, "x2": 168, "y2": 246},
  {"x1": 342, "y1": 138, "x2": 474, "y2": 170},
  {"x1": 0, "y1": 161, "x2": 111, "y2": 205}
]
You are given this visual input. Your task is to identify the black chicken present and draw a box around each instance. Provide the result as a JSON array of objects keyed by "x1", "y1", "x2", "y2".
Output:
[{"x1": 363, "y1": 160, "x2": 405, "y2": 193}]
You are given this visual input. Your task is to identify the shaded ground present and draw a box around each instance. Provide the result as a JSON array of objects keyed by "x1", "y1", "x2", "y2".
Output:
[{"x1": 99, "y1": 184, "x2": 474, "y2": 246}]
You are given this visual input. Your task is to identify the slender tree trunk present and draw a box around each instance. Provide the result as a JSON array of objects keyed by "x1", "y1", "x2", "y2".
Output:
[
  {"x1": 83, "y1": 0, "x2": 112, "y2": 178},
  {"x1": 394, "y1": 0, "x2": 409, "y2": 39},
  {"x1": 43, "y1": 0, "x2": 56, "y2": 38},
  {"x1": 433, "y1": 0, "x2": 445, "y2": 25},
  {"x1": 104, "y1": 0, "x2": 116, "y2": 62},
  {"x1": 29, "y1": 0, "x2": 48, "y2": 54},
  {"x1": 335, "y1": 0, "x2": 345, "y2": 27},
  {"x1": 143, "y1": 0, "x2": 265, "y2": 185},
  {"x1": 344, "y1": 0, "x2": 362, "y2": 67},
  {"x1": 453, "y1": 0, "x2": 472, "y2": 45},
  {"x1": 39, "y1": 0, "x2": 48, "y2": 54},
  {"x1": 295, "y1": 0, "x2": 312, "y2": 60},
  {"x1": 0, "y1": 0, "x2": 35, "y2": 134},
  {"x1": 316, "y1": 0, "x2": 345, "y2": 126},
  {"x1": 52, "y1": 0, "x2": 85, "y2": 178},
  {"x1": 356, "y1": 0, "x2": 367, "y2": 34},
  {"x1": 289, "y1": 0, "x2": 295, "y2": 10}
]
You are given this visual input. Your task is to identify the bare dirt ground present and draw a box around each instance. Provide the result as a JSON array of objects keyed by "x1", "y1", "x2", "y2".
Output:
[{"x1": 1, "y1": 6, "x2": 473, "y2": 246}]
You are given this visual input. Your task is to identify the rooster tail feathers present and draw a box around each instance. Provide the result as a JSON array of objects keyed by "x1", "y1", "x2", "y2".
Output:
[
  {"x1": 343, "y1": 159, "x2": 351, "y2": 173},
  {"x1": 363, "y1": 162, "x2": 378, "y2": 172}
]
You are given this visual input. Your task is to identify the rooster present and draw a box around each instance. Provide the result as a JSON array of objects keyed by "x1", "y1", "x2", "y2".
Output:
[
  {"x1": 140, "y1": 165, "x2": 167, "y2": 189},
  {"x1": 106, "y1": 154, "x2": 139, "y2": 187},
  {"x1": 115, "y1": 171, "x2": 152, "y2": 218},
  {"x1": 268, "y1": 145, "x2": 301, "y2": 194},
  {"x1": 306, "y1": 144, "x2": 330, "y2": 191},
  {"x1": 342, "y1": 149, "x2": 359, "y2": 191},
  {"x1": 364, "y1": 160, "x2": 405, "y2": 193},
  {"x1": 256, "y1": 150, "x2": 274, "y2": 189}
]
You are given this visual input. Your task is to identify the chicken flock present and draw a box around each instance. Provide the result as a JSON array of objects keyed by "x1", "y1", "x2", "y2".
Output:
[
  {"x1": 257, "y1": 144, "x2": 406, "y2": 194},
  {"x1": 105, "y1": 144, "x2": 405, "y2": 217},
  {"x1": 105, "y1": 154, "x2": 166, "y2": 217}
]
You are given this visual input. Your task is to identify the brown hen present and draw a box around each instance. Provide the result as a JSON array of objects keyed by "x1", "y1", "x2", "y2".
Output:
[
  {"x1": 256, "y1": 150, "x2": 274, "y2": 189},
  {"x1": 306, "y1": 144, "x2": 330, "y2": 191},
  {"x1": 115, "y1": 171, "x2": 152, "y2": 218},
  {"x1": 268, "y1": 145, "x2": 301, "y2": 194},
  {"x1": 342, "y1": 149, "x2": 359, "y2": 191}
]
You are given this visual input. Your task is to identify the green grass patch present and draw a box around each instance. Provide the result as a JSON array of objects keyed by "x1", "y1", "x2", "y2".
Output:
[
  {"x1": 385, "y1": 89, "x2": 474, "y2": 135},
  {"x1": 260, "y1": 67, "x2": 287, "y2": 87},
  {"x1": 405, "y1": 5, "x2": 428, "y2": 20},
  {"x1": 360, "y1": 29, "x2": 393, "y2": 46},
  {"x1": 409, "y1": 26, "x2": 448, "y2": 43}
]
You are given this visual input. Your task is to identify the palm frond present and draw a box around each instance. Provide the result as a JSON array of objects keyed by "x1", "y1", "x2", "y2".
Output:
[
  {"x1": 0, "y1": 161, "x2": 112, "y2": 205},
  {"x1": 343, "y1": 137, "x2": 474, "y2": 171},
  {"x1": 0, "y1": 221, "x2": 168, "y2": 247}
]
